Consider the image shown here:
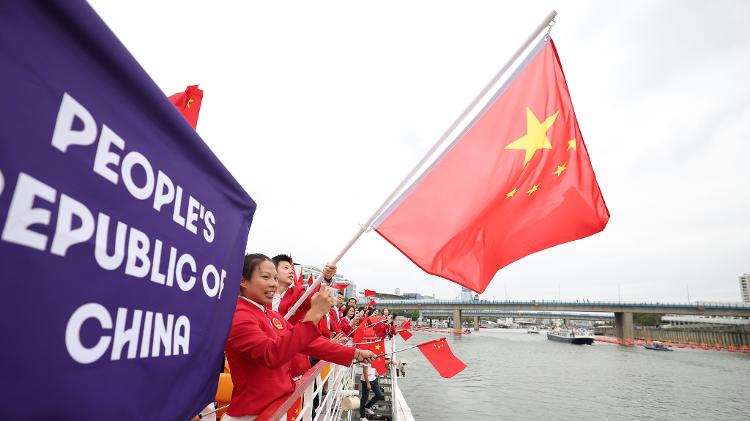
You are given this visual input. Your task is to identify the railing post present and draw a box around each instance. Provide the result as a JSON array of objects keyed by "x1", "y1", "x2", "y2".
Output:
[{"x1": 390, "y1": 337, "x2": 399, "y2": 421}]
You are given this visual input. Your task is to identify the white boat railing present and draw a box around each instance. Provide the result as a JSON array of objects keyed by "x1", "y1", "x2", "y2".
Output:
[
  {"x1": 389, "y1": 336, "x2": 415, "y2": 421},
  {"x1": 255, "y1": 360, "x2": 355, "y2": 421},
  {"x1": 253, "y1": 337, "x2": 416, "y2": 421},
  {"x1": 390, "y1": 338, "x2": 399, "y2": 418}
]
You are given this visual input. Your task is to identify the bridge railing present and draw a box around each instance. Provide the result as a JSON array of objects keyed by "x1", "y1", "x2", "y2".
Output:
[{"x1": 375, "y1": 299, "x2": 750, "y2": 310}]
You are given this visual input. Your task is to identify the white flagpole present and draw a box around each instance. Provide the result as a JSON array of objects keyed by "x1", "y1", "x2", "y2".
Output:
[{"x1": 284, "y1": 10, "x2": 558, "y2": 320}]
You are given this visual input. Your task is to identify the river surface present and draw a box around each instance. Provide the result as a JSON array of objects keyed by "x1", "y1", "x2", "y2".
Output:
[{"x1": 394, "y1": 329, "x2": 750, "y2": 420}]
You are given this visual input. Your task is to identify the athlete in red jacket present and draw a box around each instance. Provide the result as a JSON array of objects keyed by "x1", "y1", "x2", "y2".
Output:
[{"x1": 224, "y1": 254, "x2": 376, "y2": 418}]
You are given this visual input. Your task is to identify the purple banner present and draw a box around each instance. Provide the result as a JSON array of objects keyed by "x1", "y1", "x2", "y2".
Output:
[{"x1": 0, "y1": 1, "x2": 256, "y2": 419}]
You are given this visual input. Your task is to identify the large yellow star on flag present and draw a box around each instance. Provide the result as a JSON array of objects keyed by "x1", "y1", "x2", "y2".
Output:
[{"x1": 505, "y1": 108, "x2": 559, "y2": 167}]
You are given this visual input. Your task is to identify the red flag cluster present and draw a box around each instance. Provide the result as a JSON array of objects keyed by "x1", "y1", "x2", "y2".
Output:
[{"x1": 398, "y1": 319, "x2": 412, "y2": 341}]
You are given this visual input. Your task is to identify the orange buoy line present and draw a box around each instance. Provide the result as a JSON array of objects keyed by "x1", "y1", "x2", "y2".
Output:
[{"x1": 593, "y1": 336, "x2": 750, "y2": 352}]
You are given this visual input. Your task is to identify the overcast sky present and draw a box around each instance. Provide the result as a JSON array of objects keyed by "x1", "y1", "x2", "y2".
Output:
[{"x1": 88, "y1": 0, "x2": 750, "y2": 303}]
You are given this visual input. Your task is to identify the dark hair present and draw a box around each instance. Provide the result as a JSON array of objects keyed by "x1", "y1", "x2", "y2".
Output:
[
  {"x1": 242, "y1": 253, "x2": 272, "y2": 279},
  {"x1": 337, "y1": 291, "x2": 345, "y2": 297},
  {"x1": 272, "y1": 254, "x2": 293, "y2": 268}
]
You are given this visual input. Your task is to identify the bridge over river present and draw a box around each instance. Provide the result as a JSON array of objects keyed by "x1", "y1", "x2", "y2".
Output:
[
  {"x1": 418, "y1": 309, "x2": 614, "y2": 323},
  {"x1": 376, "y1": 299, "x2": 750, "y2": 341}
]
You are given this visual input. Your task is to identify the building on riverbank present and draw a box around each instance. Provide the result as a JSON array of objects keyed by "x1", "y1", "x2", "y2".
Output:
[{"x1": 740, "y1": 273, "x2": 750, "y2": 303}]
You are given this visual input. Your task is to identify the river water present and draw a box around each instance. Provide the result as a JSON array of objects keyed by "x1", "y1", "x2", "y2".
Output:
[{"x1": 395, "y1": 329, "x2": 750, "y2": 420}]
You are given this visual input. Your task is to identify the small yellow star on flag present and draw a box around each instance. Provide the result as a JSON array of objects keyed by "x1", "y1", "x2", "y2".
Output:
[
  {"x1": 505, "y1": 188, "x2": 518, "y2": 199},
  {"x1": 554, "y1": 162, "x2": 567, "y2": 177},
  {"x1": 567, "y1": 139, "x2": 576, "y2": 151},
  {"x1": 527, "y1": 184, "x2": 540, "y2": 196}
]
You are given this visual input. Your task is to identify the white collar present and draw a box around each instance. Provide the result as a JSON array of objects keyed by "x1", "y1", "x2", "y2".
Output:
[{"x1": 240, "y1": 295, "x2": 267, "y2": 313}]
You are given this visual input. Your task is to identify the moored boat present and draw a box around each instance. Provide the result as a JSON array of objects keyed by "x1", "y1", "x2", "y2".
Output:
[
  {"x1": 643, "y1": 341, "x2": 673, "y2": 352},
  {"x1": 546, "y1": 329, "x2": 594, "y2": 345}
]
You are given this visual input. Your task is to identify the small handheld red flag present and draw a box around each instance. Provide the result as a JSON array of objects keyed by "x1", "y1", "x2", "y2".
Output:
[
  {"x1": 398, "y1": 319, "x2": 413, "y2": 341},
  {"x1": 294, "y1": 270, "x2": 304, "y2": 288},
  {"x1": 168, "y1": 84, "x2": 203, "y2": 129},
  {"x1": 364, "y1": 289, "x2": 377, "y2": 297},
  {"x1": 307, "y1": 274, "x2": 314, "y2": 286},
  {"x1": 416, "y1": 337, "x2": 466, "y2": 378},
  {"x1": 352, "y1": 323, "x2": 365, "y2": 343},
  {"x1": 331, "y1": 283, "x2": 348, "y2": 291},
  {"x1": 287, "y1": 395, "x2": 302, "y2": 421},
  {"x1": 358, "y1": 340, "x2": 386, "y2": 375},
  {"x1": 367, "y1": 299, "x2": 376, "y2": 308}
]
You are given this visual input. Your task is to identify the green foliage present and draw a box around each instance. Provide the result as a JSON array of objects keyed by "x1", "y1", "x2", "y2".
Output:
[
  {"x1": 633, "y1": 313, "x2": 663, "y2": 326},
  {"x1": 390, "y1": 310, "x2": 420, "y2": 320}
]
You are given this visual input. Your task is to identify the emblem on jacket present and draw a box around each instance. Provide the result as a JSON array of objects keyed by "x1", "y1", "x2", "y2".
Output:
[{"x1": 272, "y1": 318, "x2": 284, "y2": 330}]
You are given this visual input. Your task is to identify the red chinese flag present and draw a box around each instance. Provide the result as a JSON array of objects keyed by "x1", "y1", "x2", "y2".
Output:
[
  {"x1": 352, "y1": 322, "x2": 365, "y2": 343},
  {"x1": 364, "y1": 289, "x2": 377, "y2": 297},
  {"x1": 373, "y1": 39, "x2": 609, "y2": 293},
  {"x1": 331, "y1": 283, "x2": 348, "y2": 291},
  {"x1": 367, "y1": 299, "x2": 376, "y2": 308},
  {"x1": 416, "y1": 337, "x2": 466, "y2": 378},
  {"x1": 168, "y1": 84, "x2": 203, "y2": 129},
  {"x1": 398, "y1": 319, "x2": 413, "y2": 341},
  {"x1": 358, "y1": 340, "x2": 386, "y2": 375},
  {"x1": 286, "y1": 396, "x2": 302, "y2": 421},
  {"x1": 307, "y1": 274, "x2": 314, "y2": 286}
]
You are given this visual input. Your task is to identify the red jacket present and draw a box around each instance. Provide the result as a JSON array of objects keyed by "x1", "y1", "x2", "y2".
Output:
[
  {"x1": 225, "y1": 297, "x2": 355, "y2": 416},
  {"x1": 277, "y1": 285, "x2": 313, "y2": 325},
  {"x1": 318, "y1": 313, "x2": 333, "y2": 338},
  {"x1": 339, "y1": 317, "x2": 353, "y2": 336},
  {"x1": 329, "y1": 308, "x2": 342, "y2": 334}
]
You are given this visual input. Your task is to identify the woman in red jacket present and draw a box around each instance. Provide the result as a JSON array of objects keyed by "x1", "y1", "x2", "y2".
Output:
[
  {"x1": 339, "y1": 306, "x2": 356, "y2": 336},
  {"x1": 224, "y1": 254, "x2": 376, "y2": 420}
]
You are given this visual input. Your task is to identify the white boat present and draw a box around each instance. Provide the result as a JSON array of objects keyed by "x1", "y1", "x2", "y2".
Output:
[{"x1": 527, "y1": 326, "x2": 540, "y2": 334}]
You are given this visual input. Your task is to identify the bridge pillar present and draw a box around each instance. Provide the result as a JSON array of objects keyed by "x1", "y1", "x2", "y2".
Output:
[
  {"x1": 614, "y1": 312, "x2": 634, "y2": 344},
  {"x1": 473, "y1": 316, "x2": 480, "y2": 331},
  {"x1": 453, "y1": 309, "x2": 462, "y2": 334}
]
